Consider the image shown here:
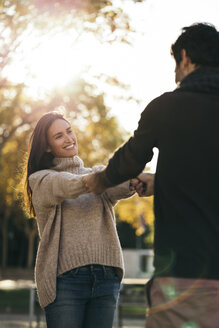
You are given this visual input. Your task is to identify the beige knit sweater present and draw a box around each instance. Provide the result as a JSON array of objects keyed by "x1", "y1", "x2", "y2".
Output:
[{"x1": 29, "y1": 156, "x2": 135, "y2": 308}]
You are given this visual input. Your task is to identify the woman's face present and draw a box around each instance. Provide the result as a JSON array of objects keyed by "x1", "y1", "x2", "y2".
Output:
[{"x1": 46, "y1": 119, "x2": 78, "y2": 158}]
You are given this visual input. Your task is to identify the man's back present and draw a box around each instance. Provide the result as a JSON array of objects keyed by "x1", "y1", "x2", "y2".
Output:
[
  {"x1": 152, "y1": 73, "x2": 219, "y2": 278},
  {"x1": 84, "y1": 23, "x2": 219, "y2": 327},
  {"x1": 104, "y1": 66, "x2": 219, "y2": 279}
]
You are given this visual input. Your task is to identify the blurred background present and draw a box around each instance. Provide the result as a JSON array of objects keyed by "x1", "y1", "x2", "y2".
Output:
[{"x1": 0, "y1": 0, "x2": 218, "y2": 327}]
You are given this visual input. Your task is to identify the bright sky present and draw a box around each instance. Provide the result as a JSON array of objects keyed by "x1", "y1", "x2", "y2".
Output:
[
  {"x1": 3, "y1": 0, "x2": 219, "y2": 170},
  {"x1": 5, "y1": 0, "x2": 219, "y2": 129},
  {"x1": 104, "y1": 0, "x2": 219, "y2": 132}
]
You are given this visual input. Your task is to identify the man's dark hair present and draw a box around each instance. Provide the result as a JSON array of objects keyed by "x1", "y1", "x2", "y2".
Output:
[{"x1": 171, "y1": 23, "x2": 219, "y2": 67}]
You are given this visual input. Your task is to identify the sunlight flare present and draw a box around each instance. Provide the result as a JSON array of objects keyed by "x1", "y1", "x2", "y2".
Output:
[{"x1": 26, "y1": 34, "x2": 83, "y2": 89}]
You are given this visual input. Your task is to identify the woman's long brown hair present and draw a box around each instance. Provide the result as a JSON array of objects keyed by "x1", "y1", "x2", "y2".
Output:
[{"x1": 23, "y1": 111, "x2": 68, "y2": 217}]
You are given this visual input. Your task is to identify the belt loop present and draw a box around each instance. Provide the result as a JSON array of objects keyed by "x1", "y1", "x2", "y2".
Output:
[{"x1": 90, "y1": 264, "x2": 93, "y2": 272}]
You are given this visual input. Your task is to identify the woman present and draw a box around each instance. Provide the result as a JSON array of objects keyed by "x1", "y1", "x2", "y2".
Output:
[{"x1": 23, "y1": 111, "x2": 137, "y2": 328}]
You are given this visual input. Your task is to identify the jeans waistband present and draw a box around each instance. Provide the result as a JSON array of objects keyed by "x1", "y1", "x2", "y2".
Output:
[{"x1": 78, "y1": 264, "x2": 115, "y2": 274}]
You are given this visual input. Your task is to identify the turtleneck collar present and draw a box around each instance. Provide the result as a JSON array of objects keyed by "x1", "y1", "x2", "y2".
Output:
[
  {"x1": 52, "y1": 156, "x2": 84, "y2": 174},
  {"x1": 177, "y1": 66, "x2": 219, "y2": 94}
]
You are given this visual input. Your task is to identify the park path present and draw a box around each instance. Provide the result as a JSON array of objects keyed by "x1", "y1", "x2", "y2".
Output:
[
  {"x1": 0, "y1": 314, "x2": 145, "y2": 328},
  {"x1": 0, "y1": 276, "x2": 146, "y2": 328}
]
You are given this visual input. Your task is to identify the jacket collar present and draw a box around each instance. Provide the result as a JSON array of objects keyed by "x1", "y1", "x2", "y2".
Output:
[{"x1": 177, "y1": 66, "x2": 219, "y2": 94}]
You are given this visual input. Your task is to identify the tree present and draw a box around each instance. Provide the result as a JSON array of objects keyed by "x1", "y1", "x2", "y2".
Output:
[
  {"x1": 51, "y1": 80, "x2": 128, "y2": 167},
  {"x1": 0, "y1": 135, "x2": 27, "y2": 269},
  {"x1": 0, "y1": 0, "x2": 152, "y2": 269},
  {"x1": 31, "y1": 0, "x2": 134, "y2": 43},
  {"x1": 115, "y1": 194, "x2": 155, "y2": 247},
  {"x1": 0, "y1": 77, "x2": 129, "y2": 268}
]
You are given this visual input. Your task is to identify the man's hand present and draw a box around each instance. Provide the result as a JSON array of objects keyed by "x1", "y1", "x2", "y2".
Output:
[
  {"x1": 129, "y1": 178, "x2": 141, "y2": 191},
  {"x1": 136, "y1": 173, "x2": 155, "y2": 197}
]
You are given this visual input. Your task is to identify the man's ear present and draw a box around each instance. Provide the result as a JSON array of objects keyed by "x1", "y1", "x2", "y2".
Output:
[
  {"x1": 46, "y1": 146, "x2": 52, "y2": 153},
  {"x1": 180, "y1": 49, "x2": 191, "y2": 68},
  {"x1": 180, "y1": 49, "x2": 197, "y2": 75}
]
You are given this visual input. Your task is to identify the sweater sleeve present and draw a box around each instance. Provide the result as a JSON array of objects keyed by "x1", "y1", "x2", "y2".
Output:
[
  {"x1": 29, "y1": 170, "x2": 88, "y2": 207},
  {"x1": 103, "y1": 181, "x2": 135, "y2": 206}
]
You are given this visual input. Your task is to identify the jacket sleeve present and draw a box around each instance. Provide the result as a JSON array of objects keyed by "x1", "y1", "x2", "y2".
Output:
[
  {"x1": 29, "y1": 170, "x2": 88, "y2": 207},
  {"x1": 105, "y1": 100, "x2": 159, "y2": 185}
]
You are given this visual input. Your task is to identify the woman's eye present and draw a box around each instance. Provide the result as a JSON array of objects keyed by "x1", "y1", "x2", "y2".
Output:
[
  {"x1": 67, "y1": 130, "x2": 73, "y2": 134},
  {"x1": 55, "y1": 135, "x2": 62, "y2": 139}
]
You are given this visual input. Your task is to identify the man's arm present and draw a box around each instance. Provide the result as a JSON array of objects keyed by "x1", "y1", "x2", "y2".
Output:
[
  {"x1": 83, "y1": 171, "x2": 155, "y2": 197},
  {"x1": 84, "y1": 101, "x2": 159, "y2": 194}
]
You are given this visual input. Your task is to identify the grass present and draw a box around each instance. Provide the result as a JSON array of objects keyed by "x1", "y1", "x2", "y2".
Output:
[
  {"x1": 119, "y1": 305, "x2": 146, "y2": 318},
  {"x1": 0, "y1": 288, "x2": 146, "y2": 318},
  {"x1": 0, "y1": 289, "x2": 30, "y2": 313}
]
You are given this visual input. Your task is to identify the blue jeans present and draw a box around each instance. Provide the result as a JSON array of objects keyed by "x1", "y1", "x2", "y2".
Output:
[{"x1": 45, "y1": 264, "x2": 121, "y2": 328}]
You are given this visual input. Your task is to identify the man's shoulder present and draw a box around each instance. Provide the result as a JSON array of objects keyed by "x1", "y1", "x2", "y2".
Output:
[
  {"x1": 149, "y1": 90, "x2": 180, "y2": 106},
  {"x1": 142, "y1": 91, "x2": 179, "y2": 115}
]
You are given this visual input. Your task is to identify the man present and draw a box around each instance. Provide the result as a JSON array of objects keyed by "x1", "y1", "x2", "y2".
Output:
[{"x1": 84, "y1": 23, "x2": 219, "y2": 327}]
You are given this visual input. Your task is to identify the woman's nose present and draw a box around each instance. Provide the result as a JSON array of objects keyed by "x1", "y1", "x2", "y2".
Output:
[{"x1": 64, "y1": 134, "x2": 72, "y2": 142}]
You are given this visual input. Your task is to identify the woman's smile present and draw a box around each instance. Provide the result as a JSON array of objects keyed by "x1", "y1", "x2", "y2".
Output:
[{"x1": 47, "y1": 119, "x2": 78, "y2": 157}]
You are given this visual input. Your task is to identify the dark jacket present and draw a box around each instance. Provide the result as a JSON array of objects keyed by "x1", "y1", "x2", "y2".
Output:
[{"x1": 105, "y1": 67, "x2": 219, "y2": 279}]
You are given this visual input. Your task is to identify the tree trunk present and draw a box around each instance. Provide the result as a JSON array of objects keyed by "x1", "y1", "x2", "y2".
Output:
[
  {"x1": 26, "y1": 221, "x2": 37, "y2": 269},
  {"x1": 1, "y1": 208, "x2": 10, "y2": 270}
]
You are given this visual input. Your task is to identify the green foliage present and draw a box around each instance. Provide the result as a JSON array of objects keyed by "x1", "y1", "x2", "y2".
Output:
[
  {"x1": 121, "y1": 305, "x2": 146, "y2": 317},
  {"x1": 0, "y1": 289, "x2": 30, "y2": 312}
]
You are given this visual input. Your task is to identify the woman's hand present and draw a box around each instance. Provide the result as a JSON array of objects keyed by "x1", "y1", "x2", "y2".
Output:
[{"x1": 129, "y1": 178, "x2": 141, "y2": 191}]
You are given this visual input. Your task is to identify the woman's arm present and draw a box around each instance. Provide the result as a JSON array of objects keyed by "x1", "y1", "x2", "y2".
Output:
[
  {"x1": 102, "y1": 180, "x2": 136, "y2": 206},
  {"x1": 103, "y1": 174, "x2": 154, "y2": 205},
  {"x1": 29, "y1": 170, "x2": 89, "y2": 207}
]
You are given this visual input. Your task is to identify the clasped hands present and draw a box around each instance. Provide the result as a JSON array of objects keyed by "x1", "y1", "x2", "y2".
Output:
[
  {"x1": 83, "y1": 171, "x2": 154, "y2": 197},
  {"x1": 129, "y1": 172, "x2": 154, "y2": 197}
]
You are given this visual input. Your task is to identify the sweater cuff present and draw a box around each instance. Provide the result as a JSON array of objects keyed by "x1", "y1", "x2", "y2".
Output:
[{"x1": 95, "y1": 169, "x2": 115, "y2": 189}]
